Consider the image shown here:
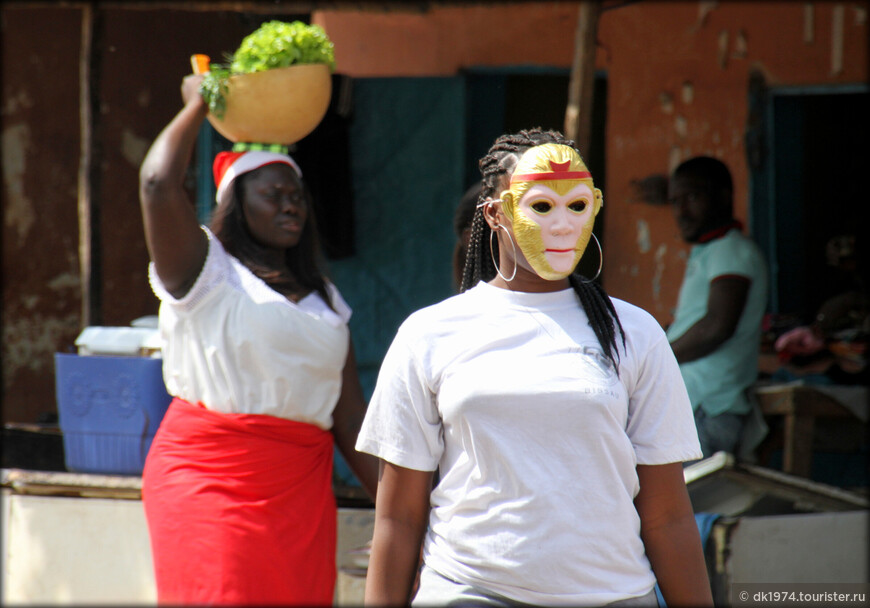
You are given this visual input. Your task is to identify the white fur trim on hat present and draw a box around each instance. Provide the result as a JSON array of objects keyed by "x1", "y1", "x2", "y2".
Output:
[{"x1": 215, "y1": 151, "x2": 302, "y2": 208}]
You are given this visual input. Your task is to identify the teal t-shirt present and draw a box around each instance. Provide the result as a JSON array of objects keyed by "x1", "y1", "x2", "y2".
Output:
[{"x1": 666, "y1": 229, "x2": 768, "y2": 416}]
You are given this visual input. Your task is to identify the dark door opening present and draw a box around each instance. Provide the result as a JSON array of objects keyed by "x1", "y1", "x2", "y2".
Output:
[{"x1": 752, "y1": 87, "x2": 869, "y2": 320}]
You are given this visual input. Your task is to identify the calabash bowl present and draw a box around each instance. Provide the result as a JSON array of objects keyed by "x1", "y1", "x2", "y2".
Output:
[{"x1": 206, "y1": 63, "x2": 331, "y2": 145}]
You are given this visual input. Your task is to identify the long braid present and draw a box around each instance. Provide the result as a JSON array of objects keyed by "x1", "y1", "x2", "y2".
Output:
[
  {"x1": 460, "y1": 133, "x2": 527, "y2": 291},
  {"x1": 461, "y1": 208, "x2": 492, "y2": 289},
  {"x1": 569, "y1": 274, "x2": 626, "y2": 370},
  {"x1": 461, "y1": 128, "x2": 625, "y2": 372}
]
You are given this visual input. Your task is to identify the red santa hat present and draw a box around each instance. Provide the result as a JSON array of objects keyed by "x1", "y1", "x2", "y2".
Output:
[{"x1": 213, "y1": 150, "x2": 303, "y2": 208}]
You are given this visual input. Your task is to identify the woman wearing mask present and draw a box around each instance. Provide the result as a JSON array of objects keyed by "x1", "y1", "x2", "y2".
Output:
[{"x1": 357, "y1": 129, "x2": 711, "y2": 607}]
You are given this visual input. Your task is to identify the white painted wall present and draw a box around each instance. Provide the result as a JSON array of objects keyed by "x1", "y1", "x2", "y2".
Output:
[
  {"x1": 2, "y1": 490, "x2": 156, "y2": 604},
  {"x1": 2, "y1": 489, "x2": 374, "y2": 606}
]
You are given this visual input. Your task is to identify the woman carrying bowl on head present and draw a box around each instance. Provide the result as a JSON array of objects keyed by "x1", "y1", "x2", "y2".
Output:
[
  {"x1": 138, "y1": 70, "x2": 377, "y2": 606},
  {"x1": 356, "y1": 129, "x2": 713, "y2": 607}
]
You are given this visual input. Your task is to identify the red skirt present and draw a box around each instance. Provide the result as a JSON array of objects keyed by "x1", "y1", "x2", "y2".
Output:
[{"x1": 142, "y1": 397, "x2": 336, "y2": 606}]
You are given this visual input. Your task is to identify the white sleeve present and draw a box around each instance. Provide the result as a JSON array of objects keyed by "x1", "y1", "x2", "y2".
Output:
[
  {"x1": 625, "y1": 333, "x2": 703, "y2": 465},
  {"x1": 325, "y1": 281, "x2": 352, "y2": 324},
  {"x1": 148, "y1": 226, "x2": 230, "y2": 314},
  {"x1": 355, "y1": 323, "x2": 444, "y2": 471}
]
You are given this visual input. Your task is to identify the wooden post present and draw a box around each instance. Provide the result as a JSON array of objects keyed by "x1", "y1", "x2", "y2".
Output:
[
  {"x1": 564, "y1": 0, "x2": 602, "y2": 155},
  {"x1": 77, "y1": 4, "x2": 94, "y2": 329},
  {"x1": 77, "y1": 4, "x2": 102, "y2": 328}
]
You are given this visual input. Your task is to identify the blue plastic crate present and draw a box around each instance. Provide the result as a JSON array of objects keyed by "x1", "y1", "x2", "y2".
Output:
[{"x1": 55, "y1": 353, "x2": 172, "y2": 475}]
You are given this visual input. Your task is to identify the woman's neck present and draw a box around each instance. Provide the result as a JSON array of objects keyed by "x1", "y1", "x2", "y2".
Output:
[{"x1": 488, "y1": 269, "x2": 570, "y2": 293}]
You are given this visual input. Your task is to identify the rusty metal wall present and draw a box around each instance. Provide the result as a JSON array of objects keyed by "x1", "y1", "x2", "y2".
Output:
[
  {"x1": 95, "y1": 8, "x2": 257, "y2": 328},
  {"x1": 2, "y1": 7, "x2": 83, "y2": 424},
  {"x1": 1, "y1": 6, "x2": 267, "y2": 423}
]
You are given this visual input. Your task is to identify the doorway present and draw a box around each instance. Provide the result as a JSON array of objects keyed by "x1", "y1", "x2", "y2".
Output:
[{"x1": 751, "y1": 85, "x2": 869, "y2": 319}]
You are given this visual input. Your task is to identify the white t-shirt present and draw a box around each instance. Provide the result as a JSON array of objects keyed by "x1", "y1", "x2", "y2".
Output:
[
  {"x1": 149, "y1": 226, "x2": 351, "y2": 428},
  {"x1": 356, "y1": 281, "x2": 701, "y2": 606}
]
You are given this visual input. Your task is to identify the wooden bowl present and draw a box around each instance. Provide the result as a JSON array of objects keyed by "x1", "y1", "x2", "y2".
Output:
[{"x1": 206, "y1": 64, "x2": 332, "y2": 145}]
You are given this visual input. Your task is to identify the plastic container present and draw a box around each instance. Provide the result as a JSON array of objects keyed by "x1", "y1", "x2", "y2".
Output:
[
  {"x1": 75, "y1": 325, "x2": 162, "y2": 358},
  {"x1": 55, "y1": 353, "x2": 171, "y2": 475}
]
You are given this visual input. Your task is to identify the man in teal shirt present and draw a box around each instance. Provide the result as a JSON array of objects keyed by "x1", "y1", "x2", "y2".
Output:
[{"x1": 667, "y1": 157, "x2": 769, "y2": 458}]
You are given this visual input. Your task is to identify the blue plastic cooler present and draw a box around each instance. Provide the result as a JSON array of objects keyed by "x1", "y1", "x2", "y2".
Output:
[{"x1": 55, "y1": 353, "x2": 172, "y2": 475}]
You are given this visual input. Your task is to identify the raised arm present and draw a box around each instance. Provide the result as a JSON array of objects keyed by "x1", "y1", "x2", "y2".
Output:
[{"x1": 139, "y1": 74, "x2": 210, "y2": 299}]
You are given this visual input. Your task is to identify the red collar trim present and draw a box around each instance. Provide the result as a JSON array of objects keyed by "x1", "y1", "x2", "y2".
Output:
[{"x1": 698, "y1": 220, "x2": 743, "y2": 243}]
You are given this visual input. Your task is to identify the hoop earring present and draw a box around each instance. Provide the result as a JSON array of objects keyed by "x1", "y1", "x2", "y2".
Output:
[
  {"x1": 581, "y1": 233, "x2": 603, "y2": 283},
  {"x1": 490, "y1": 225, "x2": 517, "y2": 282}
]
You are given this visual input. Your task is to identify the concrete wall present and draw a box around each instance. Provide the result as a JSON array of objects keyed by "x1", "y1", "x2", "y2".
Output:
[
  {"x1": 728, "y1": 510, "x2": 869, "y2": 583},
  {"x1": 4, "y1": 486, "x2": 864, "y2": 604},
  {"x1": 315, "y1": 1, "x2": 869, "y2": 319},
  {"x1": 1, "y1": 490, "x2": 156, "y2": 604},
  {"x1": 314, "y1": 3, "x2": 581, "y2": 77},
  {"x1": 1, "y1": 488, "x2": 374, "y2": 605},
  {"x1": 597, "y1": 2, "x2": 867, "y2": 318}
]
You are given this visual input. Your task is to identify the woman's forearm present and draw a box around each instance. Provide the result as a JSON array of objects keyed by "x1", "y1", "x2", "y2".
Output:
[
  {"x1": 334, "y1": 429, "x2": 379, "y2": 501},
  {"x1": 365, "y1": 516, "x2": 427, "y2": 606},
  {"x1": 332, "y1": 340, "x2": 380, "y2": 500},
  {"x1": 642, "y1": 515, "x2": 713, "y2": 606},
  {"x1": 635, "y1": 463, "x2": 713, "y2": 607},
  {"x1": 140, "y1": 98, "x2": 208, "y2": 200},
  {"x1": 364, "y1": 461, "x2": 433, "y2": 606}
]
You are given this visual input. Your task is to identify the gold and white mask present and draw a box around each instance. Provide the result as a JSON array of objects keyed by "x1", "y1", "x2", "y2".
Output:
[{"x1": 499, "y1": 144, "x2": 602, "y2": 281}]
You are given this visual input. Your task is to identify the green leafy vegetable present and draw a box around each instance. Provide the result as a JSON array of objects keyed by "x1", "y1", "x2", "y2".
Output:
[
  {"x1": 200, "y1": 64, "x2": 232, "y2": 119},
  {"x1": 232, "y1": 21, "x2": 335, "y2": 73},
  {"x1": 201, "y1": 20, "x2": 335, "y2": 119}
]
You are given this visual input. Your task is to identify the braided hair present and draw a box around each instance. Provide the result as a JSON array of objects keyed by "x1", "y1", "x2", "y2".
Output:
[{"x1": 460, "y1": 128, "x2": 625, "y2": 371}]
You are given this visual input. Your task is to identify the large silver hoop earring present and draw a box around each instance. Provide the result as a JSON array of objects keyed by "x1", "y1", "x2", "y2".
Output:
[
  {"x1": 490, "y1": 225, "x2": 518, "y2": 282},
  {"x1": 581, "y1": 232, "x2": 603, "y2": 283}
]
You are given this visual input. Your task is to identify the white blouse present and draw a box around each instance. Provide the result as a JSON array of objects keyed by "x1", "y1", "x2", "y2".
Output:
[{"x1": 148, "y1": 227, "x2": 351, "y2": 429}]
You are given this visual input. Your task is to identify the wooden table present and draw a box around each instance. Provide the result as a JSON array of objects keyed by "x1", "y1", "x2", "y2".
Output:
[{"x1": 752, "y1": 384, "x2": 863, "y2": 479}]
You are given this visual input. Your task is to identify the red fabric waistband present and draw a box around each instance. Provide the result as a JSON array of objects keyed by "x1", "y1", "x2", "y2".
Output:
[{"x1": 170, "y1": 395, "x2": 330, "y2": 439}]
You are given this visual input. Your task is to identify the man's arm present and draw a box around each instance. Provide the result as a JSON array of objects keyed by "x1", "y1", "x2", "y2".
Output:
[{"x1": 670, "y1": 276, "x2": 750, "y2": 363}]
